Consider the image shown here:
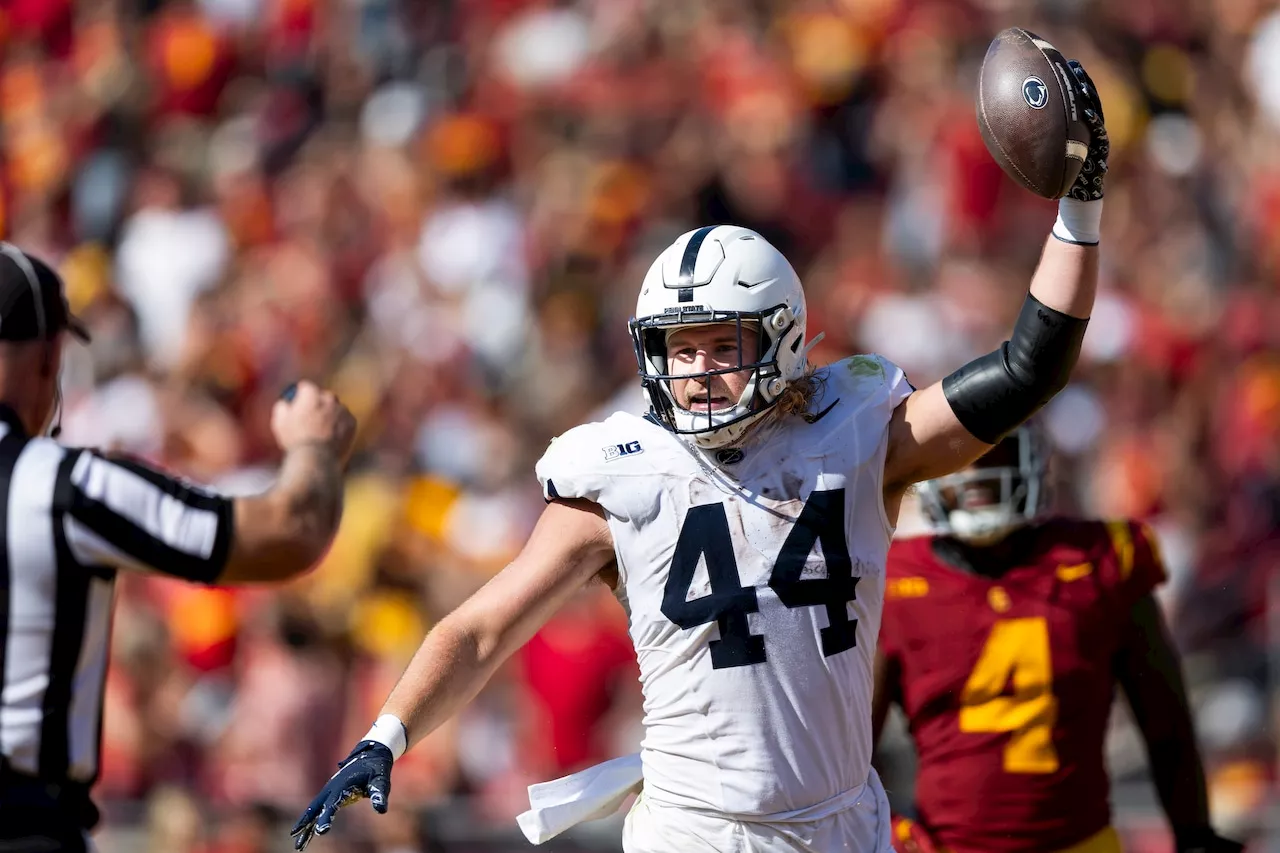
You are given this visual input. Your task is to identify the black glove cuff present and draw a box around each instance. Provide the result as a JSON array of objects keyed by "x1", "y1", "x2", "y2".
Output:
[
  {"x1": 340, "y1": 740, "x2": 392, "y2": 768},
  {"x1": 1174, "y1": 825, "x2": 1244, "y2": 853}
]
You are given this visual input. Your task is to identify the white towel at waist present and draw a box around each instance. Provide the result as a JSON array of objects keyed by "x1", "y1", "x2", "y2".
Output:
[
  {"x1": 517, "y1": 754, "x2": 885, "y2": 845},
  {"x1": 516, "y1": 753, "x2": 644, "y2": 845}
]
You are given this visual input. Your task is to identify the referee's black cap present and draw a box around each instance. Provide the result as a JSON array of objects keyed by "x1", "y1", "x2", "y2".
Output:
[{"x1": 0, "y1": 243, "x2": 90, "y2": 343}]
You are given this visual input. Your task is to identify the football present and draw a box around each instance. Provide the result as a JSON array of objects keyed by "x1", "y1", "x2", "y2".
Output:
[{"x1": 976, "y1": 28, "x2": 1091, "y2": 199}]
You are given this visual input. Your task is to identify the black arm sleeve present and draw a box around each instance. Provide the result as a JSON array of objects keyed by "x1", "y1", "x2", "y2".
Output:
[{"x1": 941, "y1": 294, "x2": 1088, "y2": 445}]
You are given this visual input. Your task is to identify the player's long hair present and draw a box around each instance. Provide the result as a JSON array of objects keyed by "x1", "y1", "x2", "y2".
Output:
[
  {"x1": 726, "y1": 363, "x2": 826, "y2": 445},
  {"x1": 777, "y1": 363, "x2": 825, "y2": 421}
]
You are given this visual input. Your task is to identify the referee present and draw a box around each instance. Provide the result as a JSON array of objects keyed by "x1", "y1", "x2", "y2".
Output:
[{"x1": 0, "y1": 244, "x2": 356, "y2": 852}]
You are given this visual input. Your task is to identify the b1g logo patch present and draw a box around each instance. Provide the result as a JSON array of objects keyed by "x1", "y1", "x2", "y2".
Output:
[
  {"x1": 1022, "y1": 76, "x2": 1048, "y2": 109},
  {"x1": 604, "y1": 440, "x2": 643, "y2": 462}
]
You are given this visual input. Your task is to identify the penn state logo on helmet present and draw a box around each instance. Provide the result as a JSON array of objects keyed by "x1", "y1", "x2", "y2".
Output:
[{"x1": 1022, "y1": 76, "x2": 1048, "y2": 109}]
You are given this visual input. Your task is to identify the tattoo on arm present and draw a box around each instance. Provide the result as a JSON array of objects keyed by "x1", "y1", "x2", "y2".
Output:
[{"x1": 276, "y1": 443, "x2": 345, "y2": 538}]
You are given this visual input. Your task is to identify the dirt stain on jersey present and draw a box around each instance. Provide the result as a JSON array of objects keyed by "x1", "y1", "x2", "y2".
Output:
[
  {"x1": 781, "y1": 469, "x2": 806, "y2": 500},
  {"x1": 845, "y1": 355, "x2": 885, "y2": 379}
]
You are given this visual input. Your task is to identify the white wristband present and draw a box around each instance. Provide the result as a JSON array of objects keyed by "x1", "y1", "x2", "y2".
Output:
[
  {"x1": 1052, "y1": 198, "x2": 1103, "y2": 245},
  {"x1": 363, "y1": 714, "x2": 408, "y2": 760}
]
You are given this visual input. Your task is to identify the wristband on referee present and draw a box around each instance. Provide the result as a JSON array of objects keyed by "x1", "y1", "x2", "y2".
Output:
[
  {"x1": 1052, "y1": 198, "x2": 1103, "y2": 246},
  {"x1": 362, "y1": 714, "x2": 409, "y2": 760}
]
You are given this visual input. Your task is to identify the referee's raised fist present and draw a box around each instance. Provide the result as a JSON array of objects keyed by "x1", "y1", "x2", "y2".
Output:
[{"x1": 272, "y1": 381, "x2": 356, "y2": 463}]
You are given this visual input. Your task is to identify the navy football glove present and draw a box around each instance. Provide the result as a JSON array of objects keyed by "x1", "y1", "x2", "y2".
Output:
[
  {"x1": 291, "y1": 740, "x2": 393, "y2": 850},
  {"x1": 1064, "y1": 59, "x2": 1109, "y2": 201}
]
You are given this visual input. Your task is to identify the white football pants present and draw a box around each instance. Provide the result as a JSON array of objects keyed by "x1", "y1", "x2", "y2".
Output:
[{"x1": 622, "y1": 767, "x2": 893, "y2": 853}]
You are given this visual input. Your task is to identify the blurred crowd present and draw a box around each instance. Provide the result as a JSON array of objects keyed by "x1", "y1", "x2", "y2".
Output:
[{"x1": 2, "y1": 0, "x2": 1278, "y2": 849}]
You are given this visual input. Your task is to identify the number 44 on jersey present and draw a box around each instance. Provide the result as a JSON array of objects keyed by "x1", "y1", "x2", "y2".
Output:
[{"x1": 661, "y1": 488, "x2": 861, "y2": 670}]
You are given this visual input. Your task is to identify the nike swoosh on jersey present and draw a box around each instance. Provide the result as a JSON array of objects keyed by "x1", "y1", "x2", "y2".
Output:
[
  {"x1": 1056, "y1": 562, "x2": 1093, "y2": 582},
  {"x1": 805, "y1": 398, "x2": 842, "y2": 424}
]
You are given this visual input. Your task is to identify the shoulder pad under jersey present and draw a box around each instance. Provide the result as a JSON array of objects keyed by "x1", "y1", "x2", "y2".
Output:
[
  {"x1": 820, "y1": 355, "x2": 914, "y2": 417},
  {"x1": 799, "y1": 354, "x2": 915, "y2": 456},
  {"x1": 535, "y1": 411, "x2": 668, "y2": 510}
]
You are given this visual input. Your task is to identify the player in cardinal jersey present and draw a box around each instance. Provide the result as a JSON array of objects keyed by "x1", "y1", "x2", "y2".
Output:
[
  {"x1": 873, "y1": 426, "x2": 1243, "y2": 853},
  {"x1": 291, "y1": 60, "x2": 1109, "y2": 853}
]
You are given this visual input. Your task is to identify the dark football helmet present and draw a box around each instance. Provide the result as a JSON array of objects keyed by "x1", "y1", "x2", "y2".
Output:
[{"x1": 915, "y1": 424, "x2": 1049, "y2": 545}]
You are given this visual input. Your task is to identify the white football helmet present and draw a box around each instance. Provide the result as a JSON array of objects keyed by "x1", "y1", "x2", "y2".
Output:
[
  {"x1": 915, "y1": 425, "x2": 1049, "y2": 545},
  {"x1": 629, "y1": 225, "x2": 811, "y2": 448}
]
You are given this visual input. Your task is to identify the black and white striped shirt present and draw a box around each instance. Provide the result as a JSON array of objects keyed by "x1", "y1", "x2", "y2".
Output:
[{"x1": 0, "y1": 406, "x2": 233, "y2": 786}]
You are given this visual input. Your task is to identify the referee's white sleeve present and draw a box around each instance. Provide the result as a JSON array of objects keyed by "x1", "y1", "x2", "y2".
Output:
[{"x1": 54, "y1": 450, "x2": 234, "y2": 583}]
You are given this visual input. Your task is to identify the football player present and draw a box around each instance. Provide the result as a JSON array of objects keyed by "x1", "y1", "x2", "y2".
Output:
[
  {"x1": 291, "y1": 61, "x2": 1109, "y2": 853},
  {"x1": 874, "y1": 426, "x2": 1244, "y2": 853}
]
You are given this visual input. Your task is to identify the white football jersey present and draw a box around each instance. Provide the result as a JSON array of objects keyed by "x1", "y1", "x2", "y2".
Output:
[{"x1": 535, "y1": 355, "x2": 913, "y2": 817}]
